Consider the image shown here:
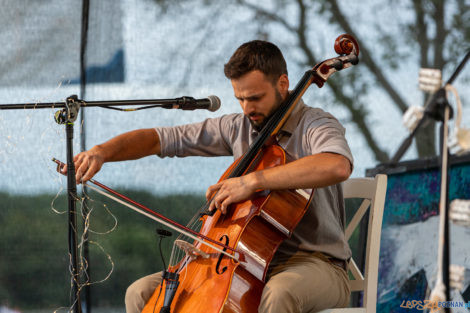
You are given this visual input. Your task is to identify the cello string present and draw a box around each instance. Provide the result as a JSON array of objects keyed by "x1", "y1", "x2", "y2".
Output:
[
  {"x1": 171, "y1": 234, "x2": 184, "y2": 268},
  {"x1": 179, "y1": 260, "x2": 189, "y2": 285},
  {"x1": 81, "y1": 187, "x2": 118, "y2": 235},
  {"x1": 31, "y1": 102, "x2": 116, "y2": 312},
  {"x1": 48, "y1": 184, "x2": 116, "y2": 312},
  {"x1": 169, "y1": 240, "x2": 178, "y2": 267}
]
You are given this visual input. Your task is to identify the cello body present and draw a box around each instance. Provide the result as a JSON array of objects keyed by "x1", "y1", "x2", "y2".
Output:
[{"x1": 141, "y1": 144, "x2": 312, "y2": 313}]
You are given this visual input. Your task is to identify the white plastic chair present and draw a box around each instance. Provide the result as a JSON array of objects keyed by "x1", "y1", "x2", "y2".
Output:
[{"x1": 318, "y1": 174, "x2": 388, "y2": 313}]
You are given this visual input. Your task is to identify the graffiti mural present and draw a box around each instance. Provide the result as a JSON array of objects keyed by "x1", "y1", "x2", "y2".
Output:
[{"x1": 369, "y1": 157, "x2": 470, "y2": 312}]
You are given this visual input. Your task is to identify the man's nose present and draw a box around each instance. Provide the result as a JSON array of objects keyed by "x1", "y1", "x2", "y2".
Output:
[{"x1": 242, "y1": 100, "x2": 256, "y2": 114}]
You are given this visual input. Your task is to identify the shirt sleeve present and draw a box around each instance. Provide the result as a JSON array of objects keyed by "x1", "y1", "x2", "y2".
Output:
[
  {"x1": 155, "y1": 114, "x2": 236, "y2": 158},
  {"x1": 304, "y1": 115, "x2": 354, "y2": 168}
]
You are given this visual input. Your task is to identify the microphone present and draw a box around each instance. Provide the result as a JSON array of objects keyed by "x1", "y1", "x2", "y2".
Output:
[{"x1": 171, "y1": 95, "x2": 221, "y2": 112}]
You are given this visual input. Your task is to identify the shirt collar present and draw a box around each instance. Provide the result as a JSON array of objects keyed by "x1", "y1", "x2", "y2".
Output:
[{"x1": 279, "y1": 98, "x2": 306, "y2": 135}]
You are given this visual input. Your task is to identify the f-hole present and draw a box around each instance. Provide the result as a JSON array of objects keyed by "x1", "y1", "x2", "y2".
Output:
[{"x1": 215, "y1": 234, "x2": 229, "y2": 275}]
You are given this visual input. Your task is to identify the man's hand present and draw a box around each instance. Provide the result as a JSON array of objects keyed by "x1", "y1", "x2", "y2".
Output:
[
  {"x1": 206, "y1": 173, "x2": 259, "y2": 214},
  {"x1": 60, "y1": 146, "x2": 105, "y2": 184}
]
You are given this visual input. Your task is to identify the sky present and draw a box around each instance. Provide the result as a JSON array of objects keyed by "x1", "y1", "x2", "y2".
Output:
[{"x1": 0, "y1": 0, "x2": 469, "y2": 195}]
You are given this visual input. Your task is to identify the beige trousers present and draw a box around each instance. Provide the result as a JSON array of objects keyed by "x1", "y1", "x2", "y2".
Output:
[{"x1": 125, "y1": 252, "x2": 350, "y2": 313}]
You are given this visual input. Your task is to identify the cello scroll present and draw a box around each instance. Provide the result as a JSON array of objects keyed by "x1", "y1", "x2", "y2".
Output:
[{"x1": 312, "y1": 34, "x2": 360, "y2": 87}]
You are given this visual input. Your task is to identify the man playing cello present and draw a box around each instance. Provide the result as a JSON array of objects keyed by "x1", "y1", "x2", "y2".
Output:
[{"x1": 65, "y1": 40, "x2": 353, "y2": 313}]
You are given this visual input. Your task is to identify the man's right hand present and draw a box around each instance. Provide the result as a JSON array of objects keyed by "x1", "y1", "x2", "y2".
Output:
[{"x1": 60, "y1": 146, "x2": 105, "y2": 184}]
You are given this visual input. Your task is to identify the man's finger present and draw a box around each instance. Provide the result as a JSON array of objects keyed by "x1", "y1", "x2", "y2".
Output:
[
  {"x1": 220, "y1": 196, "x2": 232, "y2": 214},
  {"x1": 82, "y1": 162, "x2": 99, "y2": 182},
  {"x1": 208, "y1": 199, "x2": 216, "y2": 212},
  {"x1": 215, "y1": 191, "x2": 230, "y2": 212},
  {"x1": 74, "y1": 155, "x2": 86, "y2": 172},
  {"x1": 205, "y1": 186, "x2": 213, "y2": 201},
  {"x1": 75, "y1": 168, "x2": 83, "y2": 184},
  {"x1": 76, "y1": 158, "x2": 91, "y2": 184},
  {"x1": 206, "y1": 183, "x2": 221, "y2": 200},
  {"x1": 73, "y1": 154, "x2": 80, "y2": 162}
]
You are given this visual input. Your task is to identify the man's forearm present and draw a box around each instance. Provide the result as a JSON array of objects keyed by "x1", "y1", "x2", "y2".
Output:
[
  {"x1": 249, "y1": 152, "x2": 351, "y2": 191},
  {"x1": 206, "y1": 152, "x2": 352, "y2": 213},
  {"x1": 95, "y1": 128, "x2": 161, "y2": 162},
  {"x1": 67, "y1": 128, "x2": 161, "y2": 183}
]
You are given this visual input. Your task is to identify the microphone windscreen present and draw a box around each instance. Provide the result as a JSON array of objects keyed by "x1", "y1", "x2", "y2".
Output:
[{"x1": 207, "y1": 95, "x2": 221, "y2": 112}]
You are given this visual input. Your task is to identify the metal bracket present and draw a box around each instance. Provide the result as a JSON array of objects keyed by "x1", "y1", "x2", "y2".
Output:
[{"x1": 54, "y1": 95, "x2": 81, "y2": 124}]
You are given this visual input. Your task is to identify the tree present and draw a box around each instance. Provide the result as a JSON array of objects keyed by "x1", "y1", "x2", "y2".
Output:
[{"x1": 152, "y1": 0, "x2": 470, "y2": 163}]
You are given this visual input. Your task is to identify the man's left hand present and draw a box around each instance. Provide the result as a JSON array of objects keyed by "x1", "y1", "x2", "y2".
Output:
[{"x1": 206, "y1": 173, "x2": 259, "y2": 214}]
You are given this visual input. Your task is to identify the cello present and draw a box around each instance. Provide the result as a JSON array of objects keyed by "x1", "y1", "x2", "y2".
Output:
[{"x1": 138, "y1": 34, "x2": 361, "y2": 313}]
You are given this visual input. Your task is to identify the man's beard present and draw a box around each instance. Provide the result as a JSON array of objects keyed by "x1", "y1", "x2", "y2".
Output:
[{"x1": 249, "y1": 89, "x2": 284, "y2": 132}]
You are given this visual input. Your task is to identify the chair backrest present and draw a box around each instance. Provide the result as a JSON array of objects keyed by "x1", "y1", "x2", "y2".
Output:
[{"x1": 342, "y1": 174, "x2": 387, "y2": 312}]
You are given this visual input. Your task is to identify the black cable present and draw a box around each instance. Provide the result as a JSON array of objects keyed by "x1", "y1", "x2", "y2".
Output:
[
  {"x1": 93, "y1": 104, "x2": 169, "y2": 111},
  {"x1": 156, "y1": 229, "x2": 172, "y2": 268},
  {"x1": 154, "y1": 229, "x2": 172, "y2": 312},
  {"x1": 159, "y1": 236, "x2": 166, "y2": 270}
]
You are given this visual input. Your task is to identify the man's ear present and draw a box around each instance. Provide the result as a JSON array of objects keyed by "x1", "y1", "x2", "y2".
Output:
[{"x1": 277, "y1": 74, "x2": 289, "y2": 94}]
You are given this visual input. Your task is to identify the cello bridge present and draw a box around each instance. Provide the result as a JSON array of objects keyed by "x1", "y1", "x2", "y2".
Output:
[{"x1": 175, "y1": 239, "x2": 210, "y2": 260}]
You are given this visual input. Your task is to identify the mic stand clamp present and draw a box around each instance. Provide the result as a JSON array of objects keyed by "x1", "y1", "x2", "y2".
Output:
[
  {"x1": 55, "y1": 95, "x2": 81, "y2": 125},
  {"x1": 55, "y1": 94, "x2": 83, "y2": 313}
]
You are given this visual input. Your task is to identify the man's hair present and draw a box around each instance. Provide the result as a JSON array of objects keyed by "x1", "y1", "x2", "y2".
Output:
[{"x1": 224, "y1": 40, "x2": 288, "y2": 84}]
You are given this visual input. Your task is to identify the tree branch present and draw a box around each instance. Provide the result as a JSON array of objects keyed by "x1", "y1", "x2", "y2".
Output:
[
  {"x1": 412, "y1": 0, "x2": 430, "y2": 68},
  {"x1": 328, "y1": 79, "x2": 390, "y2": 163},
  {"x1": 327, "y1": 0, "x2": 409, "y2": 113},
  {"x1": 236, "y1": 0, "x2": 297, "y2": 33},
  {"x1": 295, "y1": 0, "x2": 316, "y2": 65},
  {"x1": 288, "y1": 0, "x2": 389, "y2": 162},
  {"x1": 294, "y1": 0, "x2": 389, "y2": 162},
  {"x1": 432, "y1": 0, "x2": 446, "y2": 68}
]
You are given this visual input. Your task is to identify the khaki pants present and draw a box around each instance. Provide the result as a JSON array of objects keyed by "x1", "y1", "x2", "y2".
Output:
[{"x1": 125, "y1": 252, "x2": 350, "y2": 313}]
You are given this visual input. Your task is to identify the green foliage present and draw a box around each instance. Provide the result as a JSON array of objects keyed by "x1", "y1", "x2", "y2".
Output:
[
  {"x1": 345, "y1": 198, "x2": 366, "y2": 262},
  {"x1": 0, "y1": 190, "x2": 204, "y2": 309},
  {"x1": 0, "y1": 189, "x2": 365, "y2": 310}
]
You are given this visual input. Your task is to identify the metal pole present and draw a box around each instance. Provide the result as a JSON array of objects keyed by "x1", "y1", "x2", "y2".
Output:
[{"x1": 79, "y1": 0, "x2": 91, "y2": 311}]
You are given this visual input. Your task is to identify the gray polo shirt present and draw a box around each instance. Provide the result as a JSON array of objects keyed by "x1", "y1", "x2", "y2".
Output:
[{"x1": 155, "y1": 100, "x2": 353, "y2": 261}]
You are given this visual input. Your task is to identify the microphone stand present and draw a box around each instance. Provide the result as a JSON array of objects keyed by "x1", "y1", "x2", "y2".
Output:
[
  {"x1": 0, "y1": 95, "x2": 211, "y2": 110},
  {"x1": 369, "y1": 50, "x2": 469, "y2": 311},
  {"x1": 0, "y1": 94, "x2": 215, "y2": 313},
  {"x1": 62, "y1": 96, "x2": 83, "y2": 313}
]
